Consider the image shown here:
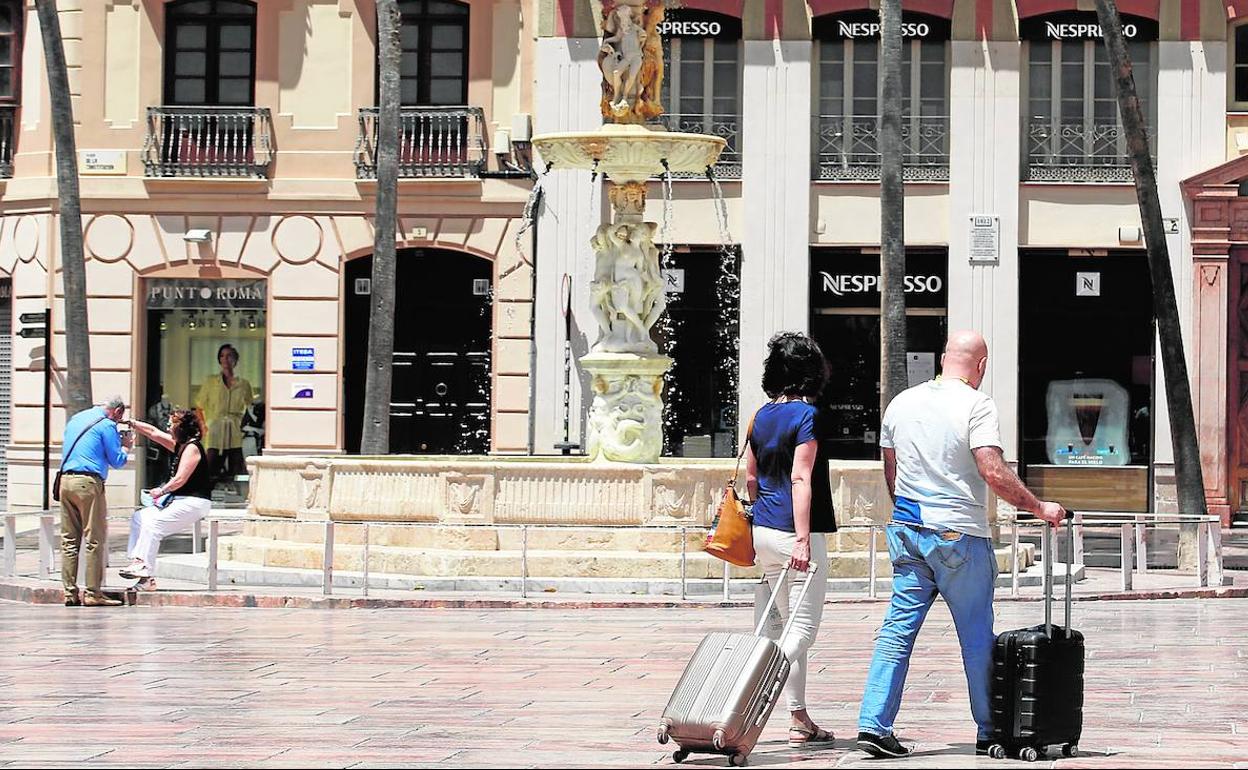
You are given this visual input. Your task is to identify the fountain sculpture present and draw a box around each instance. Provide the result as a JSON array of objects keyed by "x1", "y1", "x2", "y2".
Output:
[{"x1": 533, "y1": 0, "x2": 726, "y2": 463}]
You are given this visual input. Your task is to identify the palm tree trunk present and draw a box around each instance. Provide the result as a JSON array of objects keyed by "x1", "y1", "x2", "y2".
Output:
[
  {"x1": 878, "y1": 0, "x2": 908, "y2": 414},
  {"x1": 1091, "y1": 0, "x2": 1208, "y2": 568},
  {"x1": 34, "y1": 0, "x2": 91, "y2": 416},
  {"x1": 360, "y1": 0, "x2": 401, "y2": 455}
]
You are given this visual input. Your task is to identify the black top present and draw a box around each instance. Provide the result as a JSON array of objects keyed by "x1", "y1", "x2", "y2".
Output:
[
  {"x1": 810, "y1": 409, "x2": 837, "y2": 534},
  {"x1": 170, "y1": 440, "x2": 213, "y2": 501}
]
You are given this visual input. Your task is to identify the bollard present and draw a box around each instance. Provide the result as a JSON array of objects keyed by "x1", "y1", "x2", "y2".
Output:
[
  {"x1": 3, "y1": 514, "x2": 15, "y2": 577},
  {"x1": 361, "y1": 523, "x2": 370, "y2": 598},
  {"x1": 1134, "y1": 514, "x2": 1147, "y2": 573},
  {"x1": 721, "y1": 559, "x2": 730, "y2": 602},
  {"x1": 1072, "y1": 510, "x2": 1084, "y2": 568},
  {"x1": 1209, "y1": 522, "x2": 1224, "y2": 588},
  {"x1": 679, "y1": 526, "x2": 687, "y2": 601},
  {"x1": 1010, "y1": 515, "x2": 1019, "y2": 598},
  {"x1": 520, "y1": 525, "x2": 528, "y2": 599},
  {"x1": 1120, "y1": 523, "x2": 1133, "y2": 592},
  {"x1": 322, "y1": 521, "x2": 335, "y2": 596},
  {"x1": 39, "y1": 514, "x2": 54, "y2": 577},
  {"x1": 868, "y1": 526, "x2": 878, "y2": 599},
  {"x1": 207, "y1": 520, "x2": 219, "y2": 592},
  {"x1": 1197, "y1": 521, "x2": 1210, "y2": 588}
]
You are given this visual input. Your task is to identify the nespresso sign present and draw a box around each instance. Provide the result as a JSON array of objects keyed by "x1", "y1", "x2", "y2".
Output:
[
  {"x1": 815, "y1": 11, "x2": 951, "y2": 41},
  {"x1": 658, "y1": 11, "x2": 740, "y2": 39},
  {"x1": 810, "y1": 250, "x2": 947, "y2": 310},
  {"x1": 1020, "y1": 13, "x2": 1158, "y2": 41}
]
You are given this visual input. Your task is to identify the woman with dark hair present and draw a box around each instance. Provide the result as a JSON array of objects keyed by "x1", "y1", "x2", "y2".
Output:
[
  {"x1": 745, "y1": 331, "x2": 837, "y2": 748},
  {"x1": 196, "y1": 343, "x2": 254, "y2": 488},
  {"x1": 119, "y1": 409, "x2": 214, "y2": 590}
]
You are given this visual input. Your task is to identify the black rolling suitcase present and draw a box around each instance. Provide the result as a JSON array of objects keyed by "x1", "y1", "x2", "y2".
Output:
[{"x1": 986, "y1": 512, "x2": 1084, "y2": 762}]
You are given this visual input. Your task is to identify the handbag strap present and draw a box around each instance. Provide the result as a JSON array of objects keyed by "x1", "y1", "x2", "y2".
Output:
[
  {"x1": 60, "y1": 414, "x2": 110, "y2": 472},
  {"x1": 730, "y1": 409, "x2": 759, "y2": 486}
]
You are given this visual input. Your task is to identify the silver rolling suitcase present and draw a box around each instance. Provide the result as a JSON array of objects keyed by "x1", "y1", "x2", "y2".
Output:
[{"x1": 658, "y1": 565, "x2": 819, "y2": 767}]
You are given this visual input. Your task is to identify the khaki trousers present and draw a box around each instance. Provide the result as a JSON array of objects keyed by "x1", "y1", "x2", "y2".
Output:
[{"x1": 59, "y1": 475, "x2": 108, "y2": 596}]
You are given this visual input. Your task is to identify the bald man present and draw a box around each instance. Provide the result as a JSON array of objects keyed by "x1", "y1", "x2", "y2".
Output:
[{"x1": 856, "y1": 330, "x2": 1066, "y2": 759}]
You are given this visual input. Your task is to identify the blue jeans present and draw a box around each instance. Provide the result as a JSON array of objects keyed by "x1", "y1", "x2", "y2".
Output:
[{"x1": 858, "y1": 524, "x2": 998, "y2": 741}]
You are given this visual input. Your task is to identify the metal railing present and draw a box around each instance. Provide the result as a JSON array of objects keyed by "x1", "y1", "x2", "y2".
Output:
[
  {"x1": 0, "y1": 105, "x2": 14, "y2": 178},
  {"x1": 355, "y1": 106, "x2": 488, "y2": 179},
  {"x1": 1024, "y1": 116, "x2": 1148, "y2": 183},
  {"x1": 659, "y1": 112, "x2": 741, "y2": 179},
  {"x1": 813, "y1": 113, "x2": 950, "y2": 181},
  {"x1": 1, "y1": 510, "x2": 1228, "y2": 602},
  {"x1": 143, "y1": 106, "x2": 274, "y2": 178}
]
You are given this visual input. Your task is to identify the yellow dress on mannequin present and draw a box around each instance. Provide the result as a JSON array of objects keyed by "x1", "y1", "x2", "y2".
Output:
[{"x1": 196, "y1": 374, "x2": 254, "y2": 452}]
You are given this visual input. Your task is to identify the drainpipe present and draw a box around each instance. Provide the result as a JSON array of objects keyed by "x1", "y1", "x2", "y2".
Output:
[{"x1": 527, "y1": 186, "x2": 543, "y2": 455}]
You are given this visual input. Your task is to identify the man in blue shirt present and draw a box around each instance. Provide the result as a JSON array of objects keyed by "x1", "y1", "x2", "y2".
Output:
[{"x1": 59, "y1": 396, "x2": 132, "y2": 606}]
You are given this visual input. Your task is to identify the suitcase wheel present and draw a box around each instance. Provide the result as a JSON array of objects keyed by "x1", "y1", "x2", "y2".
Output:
[
  {"x1": 657, "y1": 725, "x2": 669, "y2": 745},
  {"x1": 987, "y1": 744, "x2": 1007, "y2": 760},
  {"x1": 1019, "y1": 746, "x2": 1040, "y2": 762},
  {"x1": 672, "y1": 749, "x2": 689, "y2": 764},
  {"x1": 712, "y1": 729, "x2": 726, "y2": 751},
  {"x1": 1063, "y1": 743, "x2": 1079, "y2": 758},
  {"x1": 728, "y1": 752, "x2": 748, "y2": 767}
]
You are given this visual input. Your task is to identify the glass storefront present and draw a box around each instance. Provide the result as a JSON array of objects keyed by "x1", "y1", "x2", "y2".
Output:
[
  {"x1": 1019, "y1": 250, "x2": 1153, "y2": 511},
  {"x1": 655, "y1": 247, "x2": 741, "y2": 457},
  {"x1": 808, "y1": 248, "x2": 948, "y2": 459},
  {"x1": 143, "y1": 278, "x2": 266, "y2": 504}
]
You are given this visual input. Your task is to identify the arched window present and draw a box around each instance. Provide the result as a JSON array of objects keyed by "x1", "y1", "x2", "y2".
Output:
[
  {"x1": 397, "y1": 0, "x2": 469, "y2": 105},
  {"x1": 164, "y1": 0, "x2": 256, "y2": 106}
]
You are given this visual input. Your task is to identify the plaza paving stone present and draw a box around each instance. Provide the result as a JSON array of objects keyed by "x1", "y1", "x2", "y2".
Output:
[{"x1": 0, "y1": 598, "x2": 1245, "y2": 768}]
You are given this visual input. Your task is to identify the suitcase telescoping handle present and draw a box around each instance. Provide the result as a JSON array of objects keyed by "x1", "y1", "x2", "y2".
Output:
[
  {"x1": 1042, "y1": 510, "x2": 1076, "y2": 638},
  {"x1": 752, "y1": 563, "x2": 820, "y2": 645}
]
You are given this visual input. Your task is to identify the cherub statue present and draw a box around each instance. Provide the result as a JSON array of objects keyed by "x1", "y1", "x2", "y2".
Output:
[{"x1": 599, "y1": 4, "x2": 646, "y2": 116}]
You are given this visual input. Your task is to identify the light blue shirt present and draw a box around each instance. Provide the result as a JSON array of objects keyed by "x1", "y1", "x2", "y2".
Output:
[{"x1": 61, "y1": 407, "x2": 128, "y2": 480}]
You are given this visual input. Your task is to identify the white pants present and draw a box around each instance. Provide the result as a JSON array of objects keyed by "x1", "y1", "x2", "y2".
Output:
[
  {"x1": 127, "y1": 498, "x2": 211, "y2": 570},
  {"x1": 752, "y1": 525, "x2": 828, "y2": 713}
]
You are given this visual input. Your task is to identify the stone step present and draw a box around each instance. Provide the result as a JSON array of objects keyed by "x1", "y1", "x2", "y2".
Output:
[
  {"x1": 239, "y1": 520, "x2": 1020, "y2": 555},
  {"x1": 218, "y1": 536, "x2": 1034, "y2": 580}
]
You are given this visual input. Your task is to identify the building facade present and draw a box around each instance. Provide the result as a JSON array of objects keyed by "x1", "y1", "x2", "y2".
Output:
[{"x1": 0, "y1": 0, "x2": 1245, "y2": 525}]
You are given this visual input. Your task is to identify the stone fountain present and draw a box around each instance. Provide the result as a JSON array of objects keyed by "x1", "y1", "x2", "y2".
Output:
[{"x1": 532, "y1": 0, "x2": 725, "y2": 463}]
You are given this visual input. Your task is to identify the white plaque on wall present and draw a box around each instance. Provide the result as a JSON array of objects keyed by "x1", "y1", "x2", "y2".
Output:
[
  {"x1": 79, "y1": 150, "x2": 127, "y2": 175},
  {"x1": 968, "y1": 215, "x2": 999, "y2": 264}
]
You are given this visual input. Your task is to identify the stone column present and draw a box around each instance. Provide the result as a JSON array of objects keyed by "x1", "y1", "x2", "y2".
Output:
[
  {"x1": 1192, "y1": 251, "x2": 1231, "y2": 524},
  {"x1": 738, "y1": 38, "x2": 813, "y2": 429},
  {"x1": 532, "y1": 37, "x2": 605, "y2": 454},
  {"x1": 946, "y1": 40, "x2": 1022, "y2": 459}
]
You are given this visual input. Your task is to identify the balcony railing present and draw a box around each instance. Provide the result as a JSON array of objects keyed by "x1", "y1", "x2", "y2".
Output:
[
  {"x1": 143, "y1": 107, "x2": 273, "y2": 178},
  {"x1": 1025, "y1": 117, "x2": 1142, "y2": 183},
  {"x1": 659, "y1": 112, "x2": 741, "y2": 179},
  {"x1": 813, "y1": 114, "x2": 950, "y2": 181},
  {"x1": 0, "y1": 105, "x2": 13, "y2": 179},
  {"x1": 355, "y1": 106, "x2": 488, "y2": 179}
]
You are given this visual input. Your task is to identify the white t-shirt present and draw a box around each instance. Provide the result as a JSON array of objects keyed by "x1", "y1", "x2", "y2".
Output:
[{"x1": 879, "y1": 378, "x2": 1002, "y2": 539}]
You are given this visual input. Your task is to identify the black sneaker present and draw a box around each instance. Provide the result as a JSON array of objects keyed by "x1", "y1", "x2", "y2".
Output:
[
  {"x1": 976, "y1": 740, "x2": 992, "y2": 755},
  {"x1": 857, "y1": 731, "x2": 912, "y2": 758}
]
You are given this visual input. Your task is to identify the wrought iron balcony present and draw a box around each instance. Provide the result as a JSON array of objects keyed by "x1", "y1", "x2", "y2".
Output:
[
  {"x1": 658, "y1": 112, "x2": 741, "y2": 179},
  {"x1": 355, "y1": 106, "x2": 488, "y2": 179},
  {"x1": 1025, "y1": 117, "x2": 1141, "y2": 183},
  {"x1": 0, "y1": 105, "x2": 13, "y2": 178},
  {"x1": 143, "y1": 107, "x2": 273, "y2": 178},
  {"x1": 813, "y1": 114, "x2": 950, "y2": 181}
]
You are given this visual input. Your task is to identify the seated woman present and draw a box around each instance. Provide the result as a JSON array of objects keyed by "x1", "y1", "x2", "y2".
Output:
[{"x1": 119, "y1": 409, "x2": 214, "y2": 590}]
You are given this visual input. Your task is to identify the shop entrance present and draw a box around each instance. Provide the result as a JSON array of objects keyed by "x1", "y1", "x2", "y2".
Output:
[
  {"x1": 343, "y1": 249, "x2": 492, "y2": 455},
  {"x1": 808, "y1": 249, "x2": 948, "y2": 460},
  {"x1": 1019, "y1": 250, "x2": 1154, "y2": 511},
  {"x1": 654, "y1": 248, "x2": 741, "y2": 457},
  {"x1": 143, "y1": 278, "x2": 267, "y2": 504}
]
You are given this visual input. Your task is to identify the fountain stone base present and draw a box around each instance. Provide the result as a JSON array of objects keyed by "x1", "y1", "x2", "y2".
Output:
[{"x1": 582, "y1": 352, "x2": 671, "y2": 463}]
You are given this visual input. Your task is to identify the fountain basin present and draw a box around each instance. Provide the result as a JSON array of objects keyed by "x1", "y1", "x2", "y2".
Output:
[{"x1": 532, "y1": 123, "x2": 726, "y2": 182}]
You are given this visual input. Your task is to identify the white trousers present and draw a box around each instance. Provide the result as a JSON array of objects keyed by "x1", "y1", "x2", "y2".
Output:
[
  {"x1": 752, "y1": 525, "x2": 828, "y2": 713},
  {"x1": 127, "y1": 498, "x2": 211, "y2": 570}
]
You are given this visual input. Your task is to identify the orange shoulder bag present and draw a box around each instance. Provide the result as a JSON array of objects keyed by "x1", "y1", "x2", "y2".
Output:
[{"x1": 704, "y1": 412, "x2": 757, "y2": 567}]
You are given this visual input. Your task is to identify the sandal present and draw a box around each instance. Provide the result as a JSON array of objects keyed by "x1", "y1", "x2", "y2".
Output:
[{"x1": 789, "y1": 725, "x2": 835, "y2": 748}]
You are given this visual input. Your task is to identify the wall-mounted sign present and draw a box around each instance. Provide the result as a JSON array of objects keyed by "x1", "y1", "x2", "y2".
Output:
[
  {"x1": 145, "y1": 279, "x2": 266, "y2": 310},
  {"x1": 658, "y1": 10, "x2": 740, "y2": 39},
  {"x1": 810, "y1": 249, "x2": 948, "y2": 310},
  {"x1": 79, "y1": 150, "x2": 127, "y2": 175},
  {"x1": 1076, "y1": 271, "x2": 1101, "y2": 297},
  {"x1": 354, "y1": 278, "x2": 371, "y2": 295},
  {"x1": 813, "y1": 10, "x2": 952, "y2": 41},
  {"x1": 662, "y1": 268, "x2": 685, "y2": 294},
  {"x1": 969, "y1": 215, "x2": 999, "y2": 265},
  {"x1": 292, "y1": 383, "x2": 314, "y2": 399},
  {"x1": 1020, "y1": 13, "x2": 1158, "y2": 41},
  {"x1": 472, "y1": 278, "x2": 490, "y2": 296},
  {"x1": 292, "y1": 347, "x2": 315, "y2": 371}
]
